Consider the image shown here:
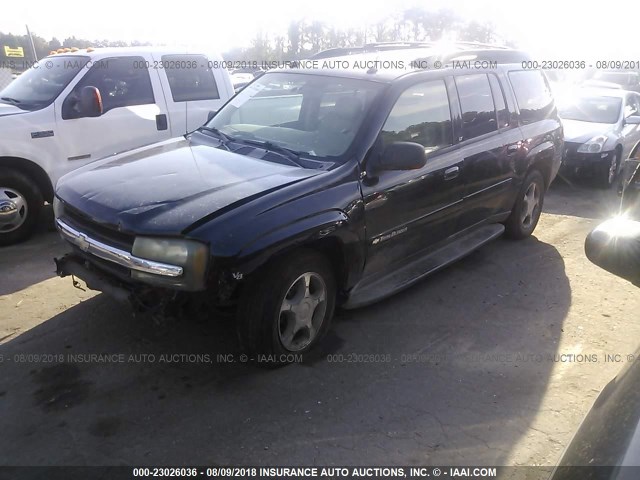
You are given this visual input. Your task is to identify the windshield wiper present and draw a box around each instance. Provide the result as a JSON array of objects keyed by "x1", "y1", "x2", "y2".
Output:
[
  {"x1": 235, "y1": 138, "x2": 305, "y2": 168},
  {"x1": 1, "y1": 97, "x2": 21, "y2": 104},
  {"x1": 196, "y1": 126, "x2": 233, "y2": 150}
]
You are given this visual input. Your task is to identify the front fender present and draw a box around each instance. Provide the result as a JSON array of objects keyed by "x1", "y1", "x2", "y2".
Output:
[{"x1": 233, "y1": 208, "x2": 365, "y2": 283}]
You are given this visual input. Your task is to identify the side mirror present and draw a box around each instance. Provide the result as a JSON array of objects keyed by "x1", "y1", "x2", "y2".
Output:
[
  {"x1": 78, "y1": 86, "x2": 103, "y2": 117},
  {"x1": 585, "y1": 218, "x2": 640, "y2": 285},
  {"x1": 625, "y1": 115, "x2": 640, "y2": 125},
  {"x1": 369, "y1": 142, "x2": 427, "y2": 173},
  {"x1": 207, "y1": 110, "x2": 217, "y2": 122}
]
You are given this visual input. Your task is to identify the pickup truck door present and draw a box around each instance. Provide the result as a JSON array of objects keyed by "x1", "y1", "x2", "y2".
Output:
[
  {"x1": 153, "y1": 53, "x2": 231, "y2": 134},
  {"x1": 361, "y1": 79, "x2": 465, "y2": 278},
  {"x1": 54, "y1": 54, "x2": 172, "y2": 166}
]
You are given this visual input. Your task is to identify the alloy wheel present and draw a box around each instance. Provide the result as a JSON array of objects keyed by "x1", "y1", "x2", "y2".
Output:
[
  {"x1": 0, "y1": 187, "x2": 28, "y2": 233},
  {"x1": 520, "y1": 182, "x2": 541, "y2": 229},
  {"x1": 278, "y1": 272, "x2": 328, "y2": 351}
]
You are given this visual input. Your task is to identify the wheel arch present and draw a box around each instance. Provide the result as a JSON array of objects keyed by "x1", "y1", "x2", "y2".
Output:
[
  {"x1": 525, "y1": 142, "x2": 556, "y2": 189},
  {"x1": 232, "y1": 211, "x2": 364, "y2": 297},
  {"x1": 0, "y1": 157, "x2": 54, "y2": 202}
]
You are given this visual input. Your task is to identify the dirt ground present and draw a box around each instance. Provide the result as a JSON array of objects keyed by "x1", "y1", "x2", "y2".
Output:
[{"x1": 1, "y1": 179, "x2": 639, "y2": 473}]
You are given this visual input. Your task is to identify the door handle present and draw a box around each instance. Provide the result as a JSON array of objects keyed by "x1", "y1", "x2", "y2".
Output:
[
  {"x1": 507, "y1": 144, "x2": 520, "y2": 153},
  {"x1": 444, "y1": 166, "x2": 460, "y2": 181},
  {"x1": 156, "y1": 114, "x2": 168, "y2": 131}
]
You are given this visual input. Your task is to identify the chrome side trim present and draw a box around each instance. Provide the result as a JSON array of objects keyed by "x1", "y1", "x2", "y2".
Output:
[{"x1": 55, "y1": 218, "x2": 183, "y2": 278}]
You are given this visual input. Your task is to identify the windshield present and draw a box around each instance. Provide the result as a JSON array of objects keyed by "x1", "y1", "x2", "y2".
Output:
[
  {"x1": 0, "y1": 55, "x2": 89, "y2": 110},
  {"x1": 207, "y1": 72, "x2": 383, "y2": 160},
  {"x1": 558, "y1": 95, "x2": 622, "y2": 124},
  {"x1": 593, "y1": 71, "x2": 637, "y2": 87}
]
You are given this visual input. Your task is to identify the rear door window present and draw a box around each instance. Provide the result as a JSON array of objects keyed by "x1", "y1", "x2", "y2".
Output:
[
  {"x1": 455, "y1": 74, "x2": 497, "y2": 139},
  {"x1": 508, "y1": 70, "x2": 554, "y2": 124},
  {"x1": 162, "y1": 54, "x2": 220, "y2": 102},
  {"x1": 488, "y1": 74, "x2": 510, "y2": 129}
]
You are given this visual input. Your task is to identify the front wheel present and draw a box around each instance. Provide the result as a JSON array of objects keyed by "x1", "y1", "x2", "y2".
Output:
[
  {"x1": 505, "y1": 170, "x2": 545, "y2": 240},
  {"x1": 0, "y1": 169, "x2": 43, "y2": 246},
  {"x1": 236, "y1": 249, "x2": 336, "y2": 361},
  {"x1": 598, "y1": 151, "x2": 620, "y2": 189}
]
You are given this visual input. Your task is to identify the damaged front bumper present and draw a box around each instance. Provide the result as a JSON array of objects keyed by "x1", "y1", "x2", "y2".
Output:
[{"x1": 55, "y1": 253, "x2": 134, "y2": 303}]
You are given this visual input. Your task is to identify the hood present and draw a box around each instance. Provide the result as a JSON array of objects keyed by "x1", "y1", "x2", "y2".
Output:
[
  {"x1": 56, "y1": 136, "x2": 323, "y2": 234},
  {"x1": 562, "y1": 119, "x2": 616, "y2": 144},
  {"x1": 0, "y1": 102, "x2": 27, "y2": 117}
]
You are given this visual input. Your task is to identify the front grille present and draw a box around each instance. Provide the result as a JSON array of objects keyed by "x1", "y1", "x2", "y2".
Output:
[{"x1": 62, "y1": 203, "x2": 134, "y2": 251}]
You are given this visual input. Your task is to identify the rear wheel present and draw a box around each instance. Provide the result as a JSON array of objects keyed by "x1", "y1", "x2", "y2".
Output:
[
  {"x1": 505, "y1": 170, "x2": 545, "y2": 240},
  {"x1": 0, "y1": 169, "x2": 43, "y2": 246},
  {"x1": 236, "y1": 249, "x2": 336, "y2": 362}
]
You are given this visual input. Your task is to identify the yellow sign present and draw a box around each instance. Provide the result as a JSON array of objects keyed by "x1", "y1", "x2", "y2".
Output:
[{"x1": 3, "y1": 46, "x2": 25, "y2": 58}]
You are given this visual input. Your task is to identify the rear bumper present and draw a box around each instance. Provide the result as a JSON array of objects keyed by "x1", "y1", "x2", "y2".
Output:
[{"x1": 55, "y1": 253, "x2": 133, "y2": 303}]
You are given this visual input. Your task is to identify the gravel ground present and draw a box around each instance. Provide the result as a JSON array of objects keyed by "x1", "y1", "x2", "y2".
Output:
[{"x1": 1, "y1": 180, "x2": 639, "y2": 474}]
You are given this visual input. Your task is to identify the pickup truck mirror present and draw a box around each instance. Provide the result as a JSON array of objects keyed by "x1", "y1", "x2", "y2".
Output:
[
  {"x1": 585, "y1": 217, "x2": 640, "y2": 285},
  {"x1": 78, "y1": 86, "x2": 103, "y2": 118},
  {"x1": 625, "y1": 115, "x2": 640, "y2": 125},
  {"x1": 370, "y1": 142, "x2": 427, "y2": 173}
]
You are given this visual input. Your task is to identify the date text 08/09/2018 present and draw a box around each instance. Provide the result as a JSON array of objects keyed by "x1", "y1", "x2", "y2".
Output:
[{"x1": 131, "y1": 466, "x2": 498, "y2": 478}]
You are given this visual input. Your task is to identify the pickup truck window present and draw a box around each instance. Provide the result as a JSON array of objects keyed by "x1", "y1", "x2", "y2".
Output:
[
  {"x1": 66, "y1": 56, "x2": 155, "y2": 118},
  {"x1": 455, "y1": 74, "x2": 498, "y2": 140},
  {"x1": 0, "y1": 55, "x2": 88, "y2": 111},
  {"x1": 208, "y1": 72, "x2": 383, "y2": 160},
  {"x1": 509, "y1": 70, "x2": 554, "y2": 125},
  {"x1": 380, "y1": 80, "x2": 453, "y2": 154},
  {"x1": 161, "y1": 54, "x2": 220, "y2": 102}
]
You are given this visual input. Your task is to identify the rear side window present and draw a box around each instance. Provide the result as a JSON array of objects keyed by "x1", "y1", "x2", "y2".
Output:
[
  {"x1": 488, "y1": 74, "x2": 510, "y2": 128},
  {"x1": 162, "y1": 55, "x2": 220, "y2": 102},
  {"x1": 508, "y1": 70, "x2": 554, "y2": 124},
  {"x1": 381, "y1": 80, "x2": 453, "y2": 153},
  {"x1": 70, "y1": 56, "x2": 155, "y2": 115},
  {"x1": 455, "y1": 74, "x2": 497, "y2": 140}
]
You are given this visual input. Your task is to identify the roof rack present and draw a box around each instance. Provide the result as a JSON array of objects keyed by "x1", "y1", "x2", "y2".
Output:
[{"x1": 310, "y1": 42, "x2": 521, "y2": 62}]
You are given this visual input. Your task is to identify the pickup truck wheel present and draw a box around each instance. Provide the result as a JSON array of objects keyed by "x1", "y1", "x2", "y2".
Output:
[
  {"x1": 236, "y1": 250, "x2": 336, "y2": 360},
  {"x1": 505, "y1": 170, "x2": 545, "y2": 240},
  {"x1": 0, "y1": 169, "x2": 43, "y2": 246}
]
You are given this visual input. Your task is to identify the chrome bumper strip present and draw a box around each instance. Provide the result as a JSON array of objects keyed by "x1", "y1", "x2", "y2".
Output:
[{"x1": 55, "y1": 218, "x2": 183, "y2": 278}]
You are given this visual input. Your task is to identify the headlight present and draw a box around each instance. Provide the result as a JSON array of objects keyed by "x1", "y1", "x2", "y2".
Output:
[
  {"x1": 131, "y1": 237, "x2": 209, "y2": 291},
  {"x1": 577, "y1": 135, "x2": 608, "y2": 153},
  {"x1": 52, "y1": 196, "x2": 64, "y2": 219}
]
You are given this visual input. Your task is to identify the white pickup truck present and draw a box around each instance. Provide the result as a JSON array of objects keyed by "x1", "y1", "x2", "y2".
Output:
[{"x1": 0, "y1": 47, "x2": 234, "y2": 245}]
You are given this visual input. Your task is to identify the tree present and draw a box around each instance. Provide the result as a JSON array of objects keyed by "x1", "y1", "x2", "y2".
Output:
[
  {"x1": 49, "y1": 37, "x2": 61, "y2": 51},
  {"x1": 460, "y1": 21, "x2": 495, "y2": 43},
  {"x1": 287, "y1": 20, "x2": 303, "y2": 57}
]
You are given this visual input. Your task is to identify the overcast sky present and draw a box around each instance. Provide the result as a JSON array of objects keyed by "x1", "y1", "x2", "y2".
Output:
[{"x1": 3, "y1": 0, "x2": 639, "y2": 59}]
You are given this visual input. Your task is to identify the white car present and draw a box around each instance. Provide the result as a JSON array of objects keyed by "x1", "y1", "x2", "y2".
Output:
[{"x1": 0, "y1": 47, "x2": 234, "y2": 245}]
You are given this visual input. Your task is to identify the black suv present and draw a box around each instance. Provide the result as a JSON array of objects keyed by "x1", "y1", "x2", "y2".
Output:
[{"x1": 54, "y1": 48, "x2": 563, "y2": 357}]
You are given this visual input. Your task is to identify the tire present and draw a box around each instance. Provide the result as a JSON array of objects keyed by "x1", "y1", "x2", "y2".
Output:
[
  {"x1": 597, "y1": 151, "x2": 620, "y2": 189},
  {"x1": 0, "y1": 169, "x2": 43, "y2": 246},
  {"x1": 505, "y1": 170, "x2": 545, "y2": 240},
  {"x1": 236, "y1": 249, "x2": 336, "y2": 361}
]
